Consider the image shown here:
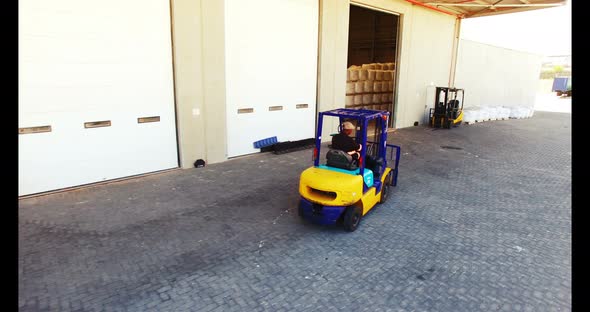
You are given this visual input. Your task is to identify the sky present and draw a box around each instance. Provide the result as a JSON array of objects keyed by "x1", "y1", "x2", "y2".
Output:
[{"x1": 460, "y1": 0, "x2": 571, "y2": 56}]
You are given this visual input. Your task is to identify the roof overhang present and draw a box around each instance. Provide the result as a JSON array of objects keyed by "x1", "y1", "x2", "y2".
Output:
[{"x1": 405, "y1": 0, "x2": 566, "y2": 18}]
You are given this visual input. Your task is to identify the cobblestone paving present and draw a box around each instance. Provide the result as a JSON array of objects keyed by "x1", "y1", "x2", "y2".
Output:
[{"x1": 19, "y1": 111, "x2": 571, "y2": 311}]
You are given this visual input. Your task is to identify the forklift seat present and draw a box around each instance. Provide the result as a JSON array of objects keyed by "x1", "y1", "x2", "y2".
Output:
[
  {"x1": 326, "y1": 150, "x2": 358, "y2": 171},
  {"x1": 449, "y1": 100, "x2": 460, "y2": 119}
]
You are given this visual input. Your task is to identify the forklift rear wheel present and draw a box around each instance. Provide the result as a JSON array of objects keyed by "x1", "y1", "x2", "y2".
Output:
[
  {"x1": 379, "y1": 171, "x2": 393, "y2": 204},
  {"x1": 343, "y1": 206, "x2": 362, "y2": 232}
]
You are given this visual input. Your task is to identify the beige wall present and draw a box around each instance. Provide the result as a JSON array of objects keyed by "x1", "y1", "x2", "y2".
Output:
[
  {"x1": 317, "y1": 0, "x2": 351, "y2": 138},
  {"x1": 171, "y1": 0, "x2": 227, "y2": 168},
  {"x1": 455, "y1": 39, "x2": 543, "y2": 109},
  {"x1": 201, "y1": 0, "x2": 228, "y2": 163},
  {"x1": 317, "y1": 0, "x2": 458, "y2": 131},
  {"x1": 401, "y1": 6, "x2": 456, "y2": 127}
]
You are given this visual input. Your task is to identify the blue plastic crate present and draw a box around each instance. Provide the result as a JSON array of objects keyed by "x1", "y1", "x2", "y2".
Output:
[{"x1": 253, "y1": 136, "x2": 278, "y2": 148}]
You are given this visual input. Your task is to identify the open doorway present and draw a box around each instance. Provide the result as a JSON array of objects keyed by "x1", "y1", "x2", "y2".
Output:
[{"x1": 346, "y1": 4, "x2": 400, "y2": 128}]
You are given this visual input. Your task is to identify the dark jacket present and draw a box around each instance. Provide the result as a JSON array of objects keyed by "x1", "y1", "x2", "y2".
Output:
[{"x1": 332, "y1": 133, "x2": 360, "y2": 157}]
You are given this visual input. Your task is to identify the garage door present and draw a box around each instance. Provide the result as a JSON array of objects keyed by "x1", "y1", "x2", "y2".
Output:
[
  {"x1": 225, "y1": 0, "x2": 319, "y2": 157},
  {"x1": 19, "y1": 0, "x2": 178, "y2": 196}
]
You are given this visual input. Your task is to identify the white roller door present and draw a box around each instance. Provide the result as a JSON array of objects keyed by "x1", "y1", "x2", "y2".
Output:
[
  {"x1": 225, "y1": 0, "x2": 319, "y2": 157},
  {"x1": 19, "y1": 0, "x2": 178, "y2": 196}
]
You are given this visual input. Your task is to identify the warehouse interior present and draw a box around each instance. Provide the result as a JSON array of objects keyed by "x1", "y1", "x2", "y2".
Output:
[{"x1": 346, "y1": 4, "x2": 400, "y2": 128}]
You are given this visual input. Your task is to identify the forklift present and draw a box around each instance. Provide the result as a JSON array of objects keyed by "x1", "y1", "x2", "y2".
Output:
[
  {"x1": 298, "y1": 108, "x2": 401, "y2": 232},
  {"x1": 429, "y1": 87, "x2": 464, "y2": 129}
]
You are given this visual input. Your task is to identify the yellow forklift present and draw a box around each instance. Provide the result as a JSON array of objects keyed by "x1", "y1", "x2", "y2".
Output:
[{"x1": 429, "y1": 87, "x2": 464, "y2": 129}]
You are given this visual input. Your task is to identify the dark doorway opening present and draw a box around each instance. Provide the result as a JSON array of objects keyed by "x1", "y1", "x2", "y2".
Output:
[{"x1": 346, "y1": 5, "x2": 400, "y2": 128}]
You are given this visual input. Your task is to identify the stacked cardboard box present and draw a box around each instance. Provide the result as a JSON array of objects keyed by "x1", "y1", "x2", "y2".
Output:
[{"x1": 345, "y1": 62, "x2": 395, "y2": 112}]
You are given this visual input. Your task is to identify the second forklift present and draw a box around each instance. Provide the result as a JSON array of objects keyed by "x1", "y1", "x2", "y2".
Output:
[{"x1": 429, "y1": 87, "x2": 464, "y2": 129}]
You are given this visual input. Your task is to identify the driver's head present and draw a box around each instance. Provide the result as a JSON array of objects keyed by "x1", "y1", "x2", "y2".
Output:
[{"x1": 341, "y1": 121, "x2": 355, "y2": 136}]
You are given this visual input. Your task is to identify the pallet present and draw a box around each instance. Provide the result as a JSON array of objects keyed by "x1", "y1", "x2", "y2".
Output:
[
  {"x1": 465, "y1": 117, "x2": 510, "y2": 125},
  {"x1": 260, "y1": 138, "x2": 316, "y2": 154}
]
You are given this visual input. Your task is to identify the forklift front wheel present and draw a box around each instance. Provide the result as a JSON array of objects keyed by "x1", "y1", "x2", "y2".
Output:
[{"x1": 343, "y1": 206, "x2": 362, "y2": 232}]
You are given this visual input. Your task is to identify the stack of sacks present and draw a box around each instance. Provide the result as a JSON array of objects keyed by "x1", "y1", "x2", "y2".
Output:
[
  {"x1": 509, "y1": 107, "x2": 520, "y2": 119},
  {"x1": 478, "y1": 108, "x2": 490, "y2": 121},
  {"x1": 482, "y1": 106, "x2": 495, "y2": 120},
  {"x1": 501, "y1": 107, "x2": 511, "y2": 119},
  {"x1": 462, "y1": 107, "x2": 479, "y2": 123},
  {"x1": 345, "y1": 65, "x2": 360, "y2": 106},
  {"x1": 485, "y1": 106, "x2": 502, "y2": 121},
  {"x1": 525, "y1": 107, "x2": 534, "y2": 118},
  {"x1": 491, "y1": 107, "x2": 500, "y2": 120},
  {"x1": 523, "y1": 107, "x2": 534, "y2": 118},
  {"x1": 524, "y1": 107, "x2": 532, "y2": 118},
  {"x1": 490, "y1": 106, "x2": 502, "y2": 120},
  {"x1": 496, "y1": 107, "x2": 504, "y2": 120},
  {"x1": 497, "y1": 106, "x2": 508, "y2": 119},
  {"x1": 463, "y1": 106, "x2": 534, "y2": 123},
  {"x1": 475, "y1": 106, "x2": 487, "y2": 121},
  {"x1": 346, "y1": 62, "x2": 396, "y2": 111},
  {"x1": 496, "y1": 107, "x2": 510, "y2": 120},
  {"x1": 508, "y1": 106, "x2": 534, "y2": 119}
]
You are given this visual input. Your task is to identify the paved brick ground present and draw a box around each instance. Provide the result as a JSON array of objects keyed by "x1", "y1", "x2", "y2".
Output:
[{"x1": 19, "y1": 111, "x2": 571, "y2": 311}]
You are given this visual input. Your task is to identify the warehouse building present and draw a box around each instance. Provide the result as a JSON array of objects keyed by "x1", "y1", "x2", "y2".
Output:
[{"x1": 19, "y1": 0, "x2": 564, "y2": 196}]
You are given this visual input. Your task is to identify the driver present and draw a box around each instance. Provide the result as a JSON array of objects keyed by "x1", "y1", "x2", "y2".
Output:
[
  {"x1": 331, "y1": 121, "x2": 362, "y2": 160},
  {"x1": 332, "y1": 121, "x2": 382, "y2": 175}
]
